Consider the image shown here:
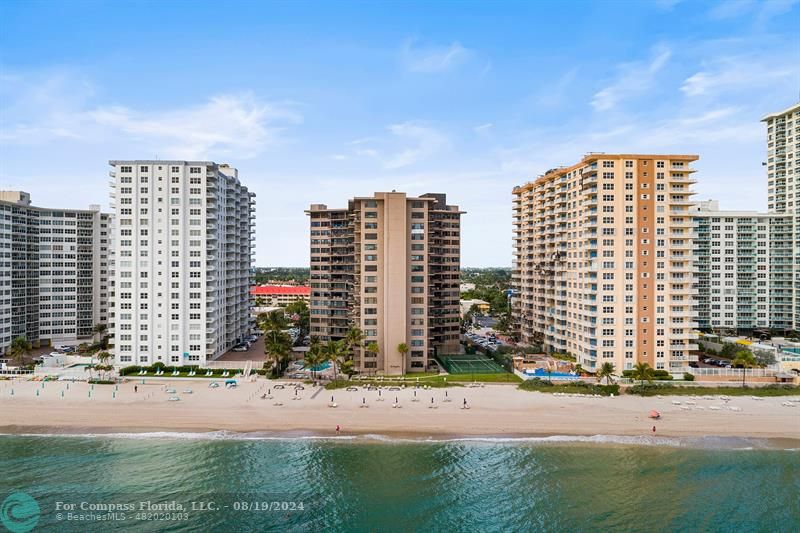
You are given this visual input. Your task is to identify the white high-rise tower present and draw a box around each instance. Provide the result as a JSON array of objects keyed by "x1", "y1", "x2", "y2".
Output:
[{"x1": 108, "y1": 161, "x2": 254, "y2": 366}]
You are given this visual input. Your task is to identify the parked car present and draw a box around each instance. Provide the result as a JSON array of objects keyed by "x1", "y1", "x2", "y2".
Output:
[{"x1": 232, "y1": 346, "x2": 248, "y2": 352}]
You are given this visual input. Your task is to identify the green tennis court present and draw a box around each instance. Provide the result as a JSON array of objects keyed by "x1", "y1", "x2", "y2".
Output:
[{"x1": 438, "y1": 353, "x2": 506, "y2": 374}]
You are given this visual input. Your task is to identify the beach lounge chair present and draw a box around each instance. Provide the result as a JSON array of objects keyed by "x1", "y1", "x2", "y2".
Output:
[{"x1": 168, "y1": 397, "x2": 180, "y2": 401}]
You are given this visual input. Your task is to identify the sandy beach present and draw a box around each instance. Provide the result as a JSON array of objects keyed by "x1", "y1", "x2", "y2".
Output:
[{"x1": 1, "y1": 378, "x2": 798, "y2": 443}]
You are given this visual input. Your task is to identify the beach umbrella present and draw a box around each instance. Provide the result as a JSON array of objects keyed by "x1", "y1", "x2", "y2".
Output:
[{"x1": 649, "y1": 410, "x2": 661, "y2": 419}]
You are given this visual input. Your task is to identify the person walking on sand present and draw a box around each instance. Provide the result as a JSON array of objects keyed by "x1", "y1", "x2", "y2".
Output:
[
  {"x1": 134, "y1": 385, "x2": 138, "y2": 393},
  {"x1": 652, "y1": 425, "x2": 656, "y2": 434},
  {"x1": 336, "y1": 424, "x2": 340, "y2": 435}
]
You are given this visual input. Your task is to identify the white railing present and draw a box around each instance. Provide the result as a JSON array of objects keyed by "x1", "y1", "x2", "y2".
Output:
[
  {"x1": 205, "y1": 360, "x2": 250, "y2": 369},
  {"x1": 688, "y1": 367, "x2": 779, "y2": 378}
]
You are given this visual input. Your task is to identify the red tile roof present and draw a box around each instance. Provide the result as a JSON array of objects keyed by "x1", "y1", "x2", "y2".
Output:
[{"x1": 251, "y1": 285, "x2": 310, "y2": 296}]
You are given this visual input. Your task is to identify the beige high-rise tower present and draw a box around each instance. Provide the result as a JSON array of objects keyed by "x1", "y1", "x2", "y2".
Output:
[
  {"x1": 307, "y1": 192, "x2": 463, "y2": 375},
  {"x1": 763, "y1": 102, "x2": 800, "y2": 329},
  {"x1": 512, "y1": 154, "x2": 699, "y2": 373}
]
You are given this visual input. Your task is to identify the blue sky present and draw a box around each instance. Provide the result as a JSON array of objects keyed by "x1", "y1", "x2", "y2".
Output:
[{"x1": 1, "y1": 0, "x2": 798, "y2": 267}]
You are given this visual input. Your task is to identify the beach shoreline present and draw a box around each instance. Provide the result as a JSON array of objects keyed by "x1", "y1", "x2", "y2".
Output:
[{"x1": 1, "y1": 379, "x2": 798, "y2": 446}]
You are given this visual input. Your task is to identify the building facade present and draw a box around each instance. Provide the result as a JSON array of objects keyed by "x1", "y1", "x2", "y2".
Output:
[
  {"x1": 250, "y1": 285, "x2": 310, "y2": 307},
  {"x1": 0, "y1": 191, "x2": 111, "y2": 353},
  {"x1": 763, "y1": 103, "x2": 800, "y2": 329},
  {"x1": 692, "y1": 200, "x2": 793, "y2": 333},
  {"x1": 109, "y1": 161, "x2": 254, "y2": 366},
  {"x1": 307, "y1": 192, "x2": 463, "y2": 374},
  {"x1": 512, "y1": 154, "x2": 699, "y2": 372}
]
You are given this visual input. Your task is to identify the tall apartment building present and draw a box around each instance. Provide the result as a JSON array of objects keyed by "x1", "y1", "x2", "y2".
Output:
[
  {"x1": 763, "y1": 102, "x2": 800, "y2": 329},
  {"x1": 512, "y1": 154, "x2": 699, "y2": 372},
  {"x1": 307, "y1": 192, "x2": 463, "y2": 375},
  {"x1": 692, "y1": 200, "x2": 793, "y2": 333},
  {"x1": 108, "y1": 161, "x2": 254, "y2": 366},
  {"x1": 0, "y1": 191, "x2": 111, "y2": 354}
]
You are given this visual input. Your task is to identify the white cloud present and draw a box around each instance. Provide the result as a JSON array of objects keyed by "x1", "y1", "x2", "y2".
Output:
[
  {"x1": 85, "y1": 94, "x2": 302, "y2": 159},
  {"x1": 0, "y1": 70, "x2": 302, "y2": 159},
  {"x1": 401, "y1": 39, "x2": 471, "y2": 73},
  {"x1": 682, "y1": 56, "x2": 797, "y2": 97},
  {"x1": 473, "y1": 123, "x2": 494, "y2": 134},
  {"x1": 347, "y1": 122, "x2": 449, "y2": 169},
  {"x1": 591, "y1": 45, "x2": 672, "y2": 111},
  {"x1": 708, "y1": 0, "x2": 798, "y2": 22}
]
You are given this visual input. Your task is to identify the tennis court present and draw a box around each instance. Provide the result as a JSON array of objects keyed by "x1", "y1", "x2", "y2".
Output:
[{"x1": 438, "y1": 353, "x2": 506, "y2": 374}]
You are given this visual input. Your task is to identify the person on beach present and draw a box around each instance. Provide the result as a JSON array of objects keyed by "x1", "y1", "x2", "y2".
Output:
[
  {"x1": 336, "y1": 424, "x2": 340, "y2": 435},
  {"x1": 134, "y1": 385, "x2": 138, "y2": 393},
  {"x1": 652, "y1": 426, "x2": 656, "y2": 434}
]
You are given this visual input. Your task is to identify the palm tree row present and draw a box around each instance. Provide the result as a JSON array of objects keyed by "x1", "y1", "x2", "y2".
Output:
[{"x1": 259, "y1": 310, "x2": 293, "y2": 377}]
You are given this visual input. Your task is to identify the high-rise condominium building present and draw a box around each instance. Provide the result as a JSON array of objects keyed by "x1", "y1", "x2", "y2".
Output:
[
  {"x1": 512, "y1": 154, "x2": 699, "y2": 372},
  {"x1": 307, "y1": 192, "x2": 463, "y2": 375},
  {"x1": 763, "y1": 102, "x2": 800, "y2": 329},
  {"x1": 0, "y1": 191, "x2": 111, "y2": 354},
  {"x1": 692, "y1": 200, "x2": 793, "y2": 333},
  {"x1": 109, "y1": 161, "x2": 254, "y2": 366}
]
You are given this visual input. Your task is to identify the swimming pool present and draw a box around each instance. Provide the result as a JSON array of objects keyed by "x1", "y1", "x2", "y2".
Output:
[
  {"x1": 781, "y1": 347, "x2": 800, "y2": 354},
  {"x1": 297, "y1": 360, "x2": 331, "y2": 372},
  {"x1": 523, "y1": 368, "x2": 580, "y2": 380}
]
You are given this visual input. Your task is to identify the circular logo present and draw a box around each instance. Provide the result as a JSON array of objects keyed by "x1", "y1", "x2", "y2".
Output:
[{"x1": 0, "y1": 491, "x2": 40, "y2": 533}]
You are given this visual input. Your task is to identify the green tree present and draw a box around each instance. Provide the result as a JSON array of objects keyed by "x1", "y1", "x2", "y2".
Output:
[
  {"x1": 303, "y1": 340, "x2": 325, "y2": 380},
  {"x1": 732, "y1": 350, "x2": 758, "y2": 387},
  {"x1": 254, "y1": 296, "x2": 266, "y2": 307},
  {"x1": 7, "y1": 336, "x2": 31, "y2": 367},
  {"x1": 257, "y1": 310, "x2": 288, "y2": 332},
  {"x1": 92, "y1": 323, "x2": 108, "y2": 344},
  {"x1": 397, "y1": 342, "x2": 409, "y2": 375},
  {"x1": 597, "y1": 362, "x2": 615, "y2": 385},
  {"x1": 264, "y1": 330, "x2": 293, "y2": 377},
  {"x1": 285, "y1": 299, "x2": 310, "y2": 336},
  {"x1": 324, "y1": 339, "x2": 348, "y2": 381},
  {"x1": 365, "y1": 341, "x2": 380, "y2": 375},
  {"x1": 630, "y1": 362, "x2": 655, "y2": 386},
  {"x1": 752, "y1": 349, "x2": 776, "y2": 367}
]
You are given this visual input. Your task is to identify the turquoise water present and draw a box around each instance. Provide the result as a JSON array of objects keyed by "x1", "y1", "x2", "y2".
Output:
[
  {"x1": 524, "y1": 369, "x2": 580, "y2": 380},
  {"x1": 1, "y1": 434, "x2": 798, "y2": 532}
]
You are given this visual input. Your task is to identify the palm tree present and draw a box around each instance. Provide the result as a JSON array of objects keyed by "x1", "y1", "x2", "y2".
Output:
[
  {"x1": 7, "y1": 336, "x2": 31, "y2": 368},
  {"x1": 325, "y1": 340, "x2": 348, "y2": 381},
  {"x1": 365, "y1": 341, "x2": 380, "y2": 375},
  {"x1": 96, "y1": 351, "x2": 112, "y2": 380},
  {"x1": 344, "y1": 326, "x2": 364, "y2": 360},
  {"x1": 630, "y1": 362, "x2": 655, "y2": 386},
  {"x1": 257, "y1": 310, "x2": 288, "y2": 333},
  {"x1": 597, "y1": 362, "x2": 615, "y2": 386},
  {"x1": 264, "y1": 329, "x2": 293, "y2": 377},
  {"x1": 732, "y1": 350, "x2": 758, "y2": 387},
  {"x1": 304, "y1": 341, "x2": 325, "y2": 380},
  {"x1": 92, "y1": 323, "x2": 108, "y2": 344},
  {"x1": 397, "y1": 342, "x2": 409, "y2": 375}
]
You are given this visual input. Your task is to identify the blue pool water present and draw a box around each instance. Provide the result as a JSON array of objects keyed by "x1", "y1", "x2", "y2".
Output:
[{"x1": 524, "y1": 368, "x2": 580, "y2": 380}]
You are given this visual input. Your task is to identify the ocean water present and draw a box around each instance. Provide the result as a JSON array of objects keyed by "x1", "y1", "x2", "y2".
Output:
[{"x1": 1, "y1": 433, "x2": 798, "y2": 532}]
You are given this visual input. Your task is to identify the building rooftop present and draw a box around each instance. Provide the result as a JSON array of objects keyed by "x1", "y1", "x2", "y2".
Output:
[
  {"x1": 761, "y1": 102, "x2": 800, "y2": 121},
  {"x1": 251, "y1": 285, "x2": 311, "y2": 296}
]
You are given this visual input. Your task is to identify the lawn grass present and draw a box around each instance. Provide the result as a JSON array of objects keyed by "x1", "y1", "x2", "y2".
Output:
[
  {"x1": 519, "y1": 378, "x2": 619, "y2": 396},
  {"x1": 325, "y1": 372, "x2": 520, "y2": 389},
  {"x1": 626, "y1": 383, "x2": 800, "y2": 396}
]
